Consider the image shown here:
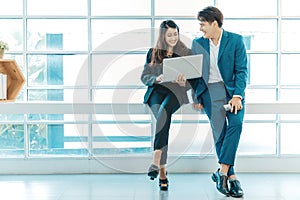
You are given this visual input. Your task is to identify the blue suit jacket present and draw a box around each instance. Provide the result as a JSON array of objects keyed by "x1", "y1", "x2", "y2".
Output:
[{"x1": 190, "y1": 30, "x2": 248, "y2": 103}]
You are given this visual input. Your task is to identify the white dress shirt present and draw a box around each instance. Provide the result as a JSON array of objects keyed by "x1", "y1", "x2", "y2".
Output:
[{"x1": 208, "y1": 30, "x2": 223, "y2": 83}]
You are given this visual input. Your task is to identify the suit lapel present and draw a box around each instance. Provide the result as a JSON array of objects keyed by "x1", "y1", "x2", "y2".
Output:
[
  {"x1": 218, "y1": 30, "x2": 229, "y2": 62},
  {"x1": 201, "y1": 38, "x2": 210, "y2": 83},
  {"x1": 202, "y1": 38, "x2": 210, "y2": 53}
]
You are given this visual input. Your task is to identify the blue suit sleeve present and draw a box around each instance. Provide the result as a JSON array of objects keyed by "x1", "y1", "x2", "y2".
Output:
[{"x1": 233, "y1": 35, "x2": 248, "y2": 99}]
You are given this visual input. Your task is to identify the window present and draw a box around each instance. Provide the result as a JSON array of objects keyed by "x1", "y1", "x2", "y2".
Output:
[{"x1": 0, "y1": 0, "x2": 299, "y2": 159}]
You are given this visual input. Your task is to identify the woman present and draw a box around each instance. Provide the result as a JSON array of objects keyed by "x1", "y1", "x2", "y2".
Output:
[{"x1": 140, "y1": 20, "x2": 191, "y2": 191}]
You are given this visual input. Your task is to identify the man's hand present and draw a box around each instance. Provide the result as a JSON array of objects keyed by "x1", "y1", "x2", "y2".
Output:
[
  {"x1": 193, "y1": 103, "x2": 203, "y2": 110},
  {"x1": 228, "y1": 97, "x2": 243, "y2": 114}
]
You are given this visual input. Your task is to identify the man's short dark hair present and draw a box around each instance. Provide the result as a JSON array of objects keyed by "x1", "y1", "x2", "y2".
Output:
[{"x1": 197, "y1": 6, "x2": 223, "y2": 28}]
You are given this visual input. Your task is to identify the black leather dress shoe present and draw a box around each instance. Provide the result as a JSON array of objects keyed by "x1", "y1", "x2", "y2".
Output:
[
  {"x1": 229, "y1": 180, "x2": 244, "y2": 198},
  {"x1": 211, "y1": 169, "x2": 229, "y2": 196}
]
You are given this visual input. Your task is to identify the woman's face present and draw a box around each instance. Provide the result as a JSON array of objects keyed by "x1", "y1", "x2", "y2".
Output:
[{"x1": 164, "y1": 27, "x2": 179, "y2": 48}]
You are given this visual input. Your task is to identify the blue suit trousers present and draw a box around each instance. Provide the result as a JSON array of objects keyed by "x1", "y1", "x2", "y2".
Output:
[{"x1": 199, "y1": 82, "x2": 244, "y2": 176}]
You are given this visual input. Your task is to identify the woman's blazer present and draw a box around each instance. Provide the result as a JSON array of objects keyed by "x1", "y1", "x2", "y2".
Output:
[{"x1": 140, "y1": 48, "x2": 190, "y2": 104}]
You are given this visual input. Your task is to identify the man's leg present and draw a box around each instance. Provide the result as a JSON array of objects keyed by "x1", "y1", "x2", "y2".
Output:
[
  {"x1": 219, "y1": 101, "x2": 245, "y2": 198},
  {"x1": 219, "y1": 102, "x2": 245, "y2": 174},
  {"x1": 201, "y1": 83, "x2": 230, "y2": 196},
  {"x1": 201, "y1": 82, "x2": 227, "y2": 164}
]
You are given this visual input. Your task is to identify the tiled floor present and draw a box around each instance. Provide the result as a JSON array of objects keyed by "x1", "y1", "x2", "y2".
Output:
[{"x1": 0, "y1": 173, "x2": 299, "y2": 200}]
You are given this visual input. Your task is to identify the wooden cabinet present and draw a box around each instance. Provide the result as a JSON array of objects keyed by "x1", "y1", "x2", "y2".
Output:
[{"x1": 0, "y1": 59, "x2": 25, "y2": 101}]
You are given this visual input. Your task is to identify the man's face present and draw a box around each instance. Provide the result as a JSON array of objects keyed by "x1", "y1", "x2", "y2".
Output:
[{"x1": 199, "y1": 20, "x2": 218, "y2": 39}]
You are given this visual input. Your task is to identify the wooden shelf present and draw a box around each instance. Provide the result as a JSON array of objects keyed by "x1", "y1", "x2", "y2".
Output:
[{"x1": 0, "y1": 59, "x2": 25, "y2": 102}]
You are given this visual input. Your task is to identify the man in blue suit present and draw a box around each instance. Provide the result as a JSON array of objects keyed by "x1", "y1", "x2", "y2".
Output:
[{"x1": 189, "y1": 6, "x2": 248, "y2": 198}]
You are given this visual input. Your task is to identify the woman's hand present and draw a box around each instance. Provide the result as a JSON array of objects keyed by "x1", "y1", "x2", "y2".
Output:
[
  {"x1": 156, "y1": 74, "x2": 164, "y2": 82},
  {"x1": 176, "y1": 73, "x2": 186, "y2": 87}
]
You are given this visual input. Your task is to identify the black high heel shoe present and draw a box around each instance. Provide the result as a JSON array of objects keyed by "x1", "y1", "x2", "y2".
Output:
[
  {"x1": 159, "y1": 178, "x2": 169, "y2": 191},
  {"x1": 147, "y1": 164, "x2": 159, "y2": 180}
]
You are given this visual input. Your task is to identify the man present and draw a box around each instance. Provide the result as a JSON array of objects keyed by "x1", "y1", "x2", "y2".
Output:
[{"x1": 189, "y1": 6, "x2": 248, "y2": 198}]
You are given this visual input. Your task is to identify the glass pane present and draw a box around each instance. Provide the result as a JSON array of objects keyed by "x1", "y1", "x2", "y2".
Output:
[
  {"x1": 280, "y1": 89, "x2": 300, "y2": 102},
  {"x1": 282, "y1": 20, "x2": 300, "y2": 51},
  {"x1": 27, "y1": 19, "x2": 88, "y2": 51},
  {"x1": 244, "y1": 114, "x2": 276, "y2": 121},
  {"x1": 93, "y1": 114, "x2": 151, "y2": 123},
  {"x1": 91, "y1": 0, "x2": 151, "y2": 16},
  {"x1": 218, "y1": 0, "x2": 277, "y2": 17},
  {"x1": 248, "y1": 54, "x2": 277, "y2": 85},
  {"x1": 92, "y1": 54, "x2": 145, "y2": 86},
  {"x1": 28, "y1": 89, "x2": 89, "y2": 102},
  {"x1": 280, "y1": 114, "x2": 300, "y2": 121},
  {"x1": 28, "y1": 114, "x2": 88, "y2": 122},
  {"x1": 168, "y1": 123, "x2": 214, "y2": 156},
  {"x1": 282, "y1": 0, "x2": 300, "y2": 17},
  {"x1": 27, "y1": 0, "x2": 87, "y2": 16},
  {"x1": 27, "y1": 55, "x2": 88, "y2": 86},
  {"x1": 0, "y1": 124, "x2": 24, "y2": 157},
  {"x1": 29, "y1": 124, "x2": 89, "y2": 156},
  {"x1": 0, "y1": 0, "x2": 22, "y2": 15},
  {"x1": 156, "y1": 0, "x2": 213, "y2": 16},
  {"x1": 91, "y1": 19, "x2": 150, "y2": 51},
  {"x1": 238, "y1": 123, "x2": 276, "y2": 155},
  {"x1": 93, "y1": 89, "x2": 145, "y2": 103},
  {"x1": 224, "y1": 20, "x2": 277, "y2": 51},
  {"x1": 281, "y1": 123, "x2": 300, "y2": 154},
  {"x1": 245, "y1": 89, "x2": 277, "y2": 102},
  {"x1": 281, "y1": 54, "x2": 300, "y2": 85},
  {"x1": 0, "y1": 114, "x2": 24, "y2": 121},
  {"x1": 92, "y1": 123, "x2": 151, "y2": 154},
  {"x1": 0, "y1": 19, "x2": 23, "y2": 51},
  {"x1": 172, "y1": 112, "x2": 208, "y2": 121}
]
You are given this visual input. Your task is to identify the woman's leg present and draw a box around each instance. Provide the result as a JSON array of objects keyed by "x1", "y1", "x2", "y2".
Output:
[
  {"x1": 147, "y1": 88, "x2": 181, "y2": 189},
  {"x1": 147, "y1": 90, "x2": 165, "y2": 167},
  {"x1": 154, "y1": 92, "x2": 181, "y2": 164}
]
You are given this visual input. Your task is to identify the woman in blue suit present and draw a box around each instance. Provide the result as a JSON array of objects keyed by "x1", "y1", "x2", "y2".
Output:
[
  {"x1": 190, "y1": 6, "x2": 248, "y2": 198},
  {"x1": 141, "y1": 20, "x2": 191, "y2": 191}
]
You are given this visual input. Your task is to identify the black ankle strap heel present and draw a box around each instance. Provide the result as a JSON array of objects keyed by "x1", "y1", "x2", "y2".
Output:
[
  {"x1": 159, "y1": 178, "x2": 169, "y2": 191},
  {"x1": 147, "y1": 164, "x2": 159, "y2": 180}
]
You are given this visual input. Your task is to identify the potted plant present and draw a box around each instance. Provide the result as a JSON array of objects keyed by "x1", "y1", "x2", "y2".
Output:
[{"x1": 0, "y1": 40, "x2": 9, "y2": 59}]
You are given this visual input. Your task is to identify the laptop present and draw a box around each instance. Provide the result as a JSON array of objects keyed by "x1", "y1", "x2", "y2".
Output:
[{"x1": 162, "y1": 54, "x2": 203, "y2": 82}]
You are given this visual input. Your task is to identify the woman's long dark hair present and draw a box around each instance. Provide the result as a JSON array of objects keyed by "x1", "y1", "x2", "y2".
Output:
[{"x1": 150, "y1": 20, "x2": 190, "y2": 66}]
